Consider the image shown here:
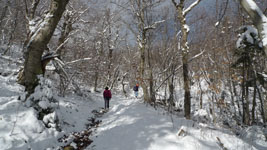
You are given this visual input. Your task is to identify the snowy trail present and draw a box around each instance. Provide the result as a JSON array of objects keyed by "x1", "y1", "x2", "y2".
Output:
[
  {"x1": 88, "y1": 95, "x2": 262, "y2": 150},
  {"x1": 0, "y1": 70, "x2": 266, "y2": 150},
  {"x1": 88, "y1": 96, "x2": 178, "y2": 150}
]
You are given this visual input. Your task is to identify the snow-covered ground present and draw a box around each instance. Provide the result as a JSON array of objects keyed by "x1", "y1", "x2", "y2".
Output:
[
  {"x1": 0, "y1": 73, "x2": 102, "y2": 149},
  {"x1": 0, "y1": 56, "x2": 267, "y2": 150},
  {"x1": 88, "y1": 96, "x2": 267, "y2": 150}
]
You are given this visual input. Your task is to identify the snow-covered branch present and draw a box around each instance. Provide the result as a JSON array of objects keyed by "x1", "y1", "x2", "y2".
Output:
[
  {"x1": 190, "y1": 50, "x2": 205, "y2": 60},
  {"x1": 55, "y1": 38, "x2": 69, "y2": 53},
  {"x1": 144, "y1": 20, "x2": 165, "y2": 31},
  {"x1": 183, "y1": 0, "x2": 202, "y2": 16},
  {"x1": 65, "y1": 57, "x2": 92, "y2": 65}
]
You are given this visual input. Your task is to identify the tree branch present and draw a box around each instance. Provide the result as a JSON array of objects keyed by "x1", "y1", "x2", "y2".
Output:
[
  {"x1": 171, "y1": 0, "x2": 178, "y2": 8},
  {"x1": 183, "y1": 0, "x2": 202, "y2": 16},
  {"x1": 29, "y1": 0, "x2": 40, "y2": 20},
  {"x1": 144, "y1": 20, "x2": 165, "y2": 31}
]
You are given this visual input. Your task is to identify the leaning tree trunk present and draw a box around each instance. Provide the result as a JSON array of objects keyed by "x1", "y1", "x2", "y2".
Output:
[{"x1": 23, "y1": 0, "x2": 69, "y2": 94}]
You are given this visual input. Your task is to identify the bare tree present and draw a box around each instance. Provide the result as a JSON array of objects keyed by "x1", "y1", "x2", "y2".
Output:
[{"x1": 171, "y1": 0, "x2": 202, "y2": 119}]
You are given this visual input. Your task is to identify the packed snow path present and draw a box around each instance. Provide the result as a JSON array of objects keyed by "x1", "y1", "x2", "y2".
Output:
[{"x1": 88, "y1": 95, "x2": 264, "y2": 150}]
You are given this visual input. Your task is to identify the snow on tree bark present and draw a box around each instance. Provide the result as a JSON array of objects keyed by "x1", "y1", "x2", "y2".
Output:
[
  {"x1": 23, "y1": 0, "x2": 69, "y2": 94},
  {"x1": 172, "y1": 0, "x2": 202, "y2": 119}
]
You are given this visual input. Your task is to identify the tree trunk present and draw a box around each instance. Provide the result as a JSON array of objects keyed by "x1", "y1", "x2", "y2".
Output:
[
  {"x1": 110, "y1": 67, "x2": 119, "y2": 90},
  {"x1": 175, "y1": 0, "x2": 191, "y2": 119},
  {"x1": 107, "y1": 9, "x2": 113, "y2": 87},
  {"x1": 172, "y1": 0, "x2": 201, "y2": 119},
  {"x1": 252, "y1": 77, "x2": 257, "y2": 124},
  {"x1": 198, "y1": 77, "x2": 203, "y2": 109},
  {"x1": 121, "y1": 73, "x2": 127, "y2": 97},
  {"x1": 140, "y1": 40, "x2": 150, "y2": 102},
  {"x1": 148, "y1": 45, "x2": 155, "y2": 103},
  {"x1": 244, "y1": 76, "x2": 250, "y2": 125},
  {"x1": 242, "y1": 58, "x2": 250, "y2": 125},
  {"x1": 138, "y1": 0, "x2": 149, "y2": 103},
  {"x1": 183, "y1": 57, "x2": 191, "y2": 119},
  {"x1": 94, "y1": 68, "x2": 99, "y2": 92},
  {"x1": 229, "y1": 75, "x2": 237, "y2": 119},
  {"x1": 233, "y1": 80, "x2": 242, "y2": 118},
  {"x1": 168, "y1": 69, "x2": 175, "y2": 109},
  {"x1": 257, "y1": 87, "x2": 266, "y2": 123},
  {"x1": 241, "y1": 61, "x2": 249, "y2": 125},
  {"x1": 23, "y1": 0, "x2": 69, "y2": 94}
]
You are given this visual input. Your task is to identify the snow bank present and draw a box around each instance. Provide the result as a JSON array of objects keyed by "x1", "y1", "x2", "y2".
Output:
[{"x1": 0, "y1": 70, "x2": 100, "y2": 149}]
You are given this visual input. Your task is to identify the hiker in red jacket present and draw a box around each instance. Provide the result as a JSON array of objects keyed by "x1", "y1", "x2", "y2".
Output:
[{"x1": 103, "y1": 87, "x2": 112, "y2": 109}]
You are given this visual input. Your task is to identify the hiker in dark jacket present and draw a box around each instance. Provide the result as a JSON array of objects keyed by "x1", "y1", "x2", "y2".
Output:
[
  {"x1": 103, "y1": 87, "x2": 112, "y2": 109},
  {"x1": 133, "y1": 83, "x2": 139, "y2": 98}
]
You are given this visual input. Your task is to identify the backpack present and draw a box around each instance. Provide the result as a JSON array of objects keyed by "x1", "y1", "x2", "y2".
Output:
[{"x1": 133, "y1": 86, "x2": 138, "y2": 91}]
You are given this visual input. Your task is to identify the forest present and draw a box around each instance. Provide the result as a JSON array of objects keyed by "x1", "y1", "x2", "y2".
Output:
[{"x1": 0, "y1": 0, "x2": 267, "y2": 150}]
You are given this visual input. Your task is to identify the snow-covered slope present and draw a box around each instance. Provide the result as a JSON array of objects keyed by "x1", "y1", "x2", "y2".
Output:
[
  {"x1": 88, "y1": 96, "x2": 267, "y2": 150},
  {"x1": 0, "y1": 68, "x2": 103, "y2": 149}
]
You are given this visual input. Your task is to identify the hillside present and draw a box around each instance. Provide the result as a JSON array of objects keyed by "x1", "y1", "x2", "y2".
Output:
[{"x1": 0, "y1": 62, "x2": 266, "y2": 149}]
